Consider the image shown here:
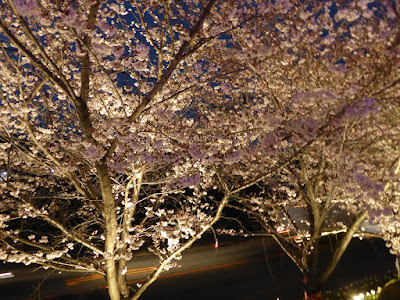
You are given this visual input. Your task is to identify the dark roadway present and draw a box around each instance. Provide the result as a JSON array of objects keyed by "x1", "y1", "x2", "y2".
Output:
[{"x1": 0, "y1": 236, "x2": 395, "y2": 300}]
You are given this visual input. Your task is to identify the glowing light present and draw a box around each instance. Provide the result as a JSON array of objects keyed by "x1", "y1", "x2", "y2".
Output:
[
  {"x1": 321, "y1": 228, "x2": 347, "y2": 236},
  {"x1": 352, "y1": 293, "x2": 365, "y2": 300},
  {"x1": 0, "y1": 272, "x2": 14, "y2": 279}
]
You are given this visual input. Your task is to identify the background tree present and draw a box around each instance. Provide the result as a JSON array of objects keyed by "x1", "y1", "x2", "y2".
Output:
[
  {"x1": 214, "y1": 0, "x2": 400, "y2": 297},
  {"x1": 1, "y1": 1, "x2": 400, "y2": 300}
]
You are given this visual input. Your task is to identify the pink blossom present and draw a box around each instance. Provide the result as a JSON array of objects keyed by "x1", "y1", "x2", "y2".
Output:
[
  {"x1": 188, "y1": 144, "x2": 205, "y2": 160},
  {"x1": 152, "y1": 140, "x2": 163, "y2": 150},
  {"x1": 177, "y1": 172, "x2": 201, "y2": 188},
  {"x1": 108, "y1": 158, "x2": 129, "y2": 173},
  {"x1": 193, "y1": 63, "x2": 203, "y2": 75},
  {"x1": 261, "y1": 132, "x2": 279, "y2": 149},
  {"x1": 140, "y1": 151, "x2": 161, "y2": 165},
  {"x1": 60, "y1": 8, "x2": 83, "y2": 29},
  {"x1": 329, "y1": 64, "x2": 347, "y2": 73},
  {"x1": 13, "y1": 0, "x2": 37, "y2": 17},
  {"x1": 225, "y1": 150, "x2": 242, "y2": 165},
  {"x1": 220, "y1": 83, "x2": 231, "y2": 93},
  {"x1": 162, "y1": 153, "x2": 180, "y2": 163},
  {"x1": 83, "y1": 145, "x2": 101, "y2": 160},
  {"x1": 344, "y1": 98, "x2": 377, "y2": 120},
  {"x1": 135, "y1": 44, "x2": 149, "y2": 60},
  {"x1": 287, "y1": 117, "x2": 319, "y2": 141}
]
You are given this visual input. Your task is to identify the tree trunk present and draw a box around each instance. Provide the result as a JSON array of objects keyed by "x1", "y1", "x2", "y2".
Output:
[
  {"x1": 304, "y1": 274, "x2": 323, "y2": 300},
  {"x1": 97, "y1": 162, "x2": 121, "y2": 300},
  {"x1": 106, "y1": 258, "x2": 121, "y2": 300},
  {"x1": 303, "y1": 248, "x2": 324, "y2": 300}
]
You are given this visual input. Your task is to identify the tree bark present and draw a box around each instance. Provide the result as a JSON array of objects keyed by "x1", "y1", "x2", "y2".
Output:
[
  {"x1": 320, "y1": 211, "x2": 368, "y2": 283},
  {"x1": 97, "y1": 161, "x2": 120, "y2": 300},
  {"x1": 304, "y1": 273, "x2": 323, "y2": 300},
  {"x1": 117, "y1": 257, "x2": 130, "y2": 299}
]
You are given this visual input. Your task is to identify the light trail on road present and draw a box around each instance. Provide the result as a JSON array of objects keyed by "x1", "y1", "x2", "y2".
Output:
[
  {"x1": 66, "y1": 251, "x2": 288, "y2": 288},
  {"x1": 98, "y1": 258, "x2": 264, "y2": 289},
  {"x1": 66, "y1": 266, "x2": 157, "y2": 286}
]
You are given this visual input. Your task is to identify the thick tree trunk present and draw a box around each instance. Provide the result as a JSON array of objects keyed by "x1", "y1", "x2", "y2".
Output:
[
  {"x1": 97, "y1": 162, "x2": 121, "y2": 300},
  {"x1": 106, "y1": 258, "x2": 121, "y2": 300},
  {"x1": 303, "y1": 248, "x2": 324, "y2": 300},
  {"x1": 304, "y1": 274, "x2": 323, "y2": 300}
]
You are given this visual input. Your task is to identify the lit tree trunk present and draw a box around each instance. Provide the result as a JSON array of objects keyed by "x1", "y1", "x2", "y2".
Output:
[
  {"x1": 118, "y1": 171, "x2": 143, "y2": 299},
  {"x1": 97, "y1": 162, "x2": 121, "y2": 300},
  {"x1": 105, "y1": 258, "x2": 120, "y2": 300}
]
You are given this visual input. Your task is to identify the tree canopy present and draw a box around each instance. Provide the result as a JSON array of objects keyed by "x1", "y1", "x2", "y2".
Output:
[{"x1": 0, "y1": 0, "x2": 399, "y2": 299}]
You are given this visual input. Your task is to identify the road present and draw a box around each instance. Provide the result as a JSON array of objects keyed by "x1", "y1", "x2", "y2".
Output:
[{"x1": 0, "y1": 237, "x2": 395, "y2": 300}]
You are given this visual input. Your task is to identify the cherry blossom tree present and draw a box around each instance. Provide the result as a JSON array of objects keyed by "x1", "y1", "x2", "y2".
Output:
[
  {"x1": 232, "y1": 124, "x2": 386, "y2": 297},
  {"x1": 217, "y1": 94, "x2": 393, "y2": 298},
  {"x1": 212, "y1": 0, "x2": 400, "y2": 297},
  {"x1": 0, "y1": 0, "x2": 267, "y2": 299},
  {"x1": 1, "y1": 0, "x2": 400, "y2": 300}
]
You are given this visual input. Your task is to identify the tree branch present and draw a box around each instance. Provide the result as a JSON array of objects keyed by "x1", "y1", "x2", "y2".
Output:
[
  {"x1": 131, "y1": 191, "x2": 230, "y2": 300},
  {"x1": 77, "y1": 0, "x2": 101, "y2": 144},
  {"x1": 0, "y1": 18, "x2": 76, "y2": 101},
  {"x1": 320, "y1": 211, "x2": 368, "y2": 282},
  {"x1": 40, "y1": 214, "x2": 104, "y2": 256},
  {"x1": 128, "y1": 0, "x2": 218, "y2": 123},
  {"x1": 5, "y1": 0, "x2": 76, "y2": 98}
]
